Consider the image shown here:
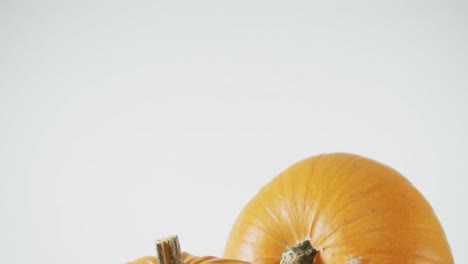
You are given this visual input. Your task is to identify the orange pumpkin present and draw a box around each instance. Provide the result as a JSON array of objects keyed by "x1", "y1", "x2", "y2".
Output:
[
  {"x1": 129, "y1": 253, "x2": 251, "y2": 264},
  {"x1": 129, "y1": 256, "x2": 158, "y2": 264},
  {"x1": 224, "y1": 153, "x2": 453, "y2": 263}
]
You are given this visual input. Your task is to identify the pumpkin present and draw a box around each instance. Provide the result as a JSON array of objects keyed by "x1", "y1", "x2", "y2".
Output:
[
  {"x1": 129, "y1": 256, "x2": 158, "y2": 264},
  {"x1": 223, "y1": 153, "x2": 453, "y2": 263},
  {"x1": 128, "y1": 235, "x2": 251, "y2": 264},
  {"x1": 129, "y1": 253, "x2": 251, "y2": 264}
]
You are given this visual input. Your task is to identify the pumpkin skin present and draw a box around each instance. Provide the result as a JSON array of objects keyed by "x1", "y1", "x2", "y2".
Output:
[
  {"x1": 224, "y1": 153, "x2": 453, "y2": 263},
  {"x1": 129, "y1": 253, "x2": 251, "y2": 264}
]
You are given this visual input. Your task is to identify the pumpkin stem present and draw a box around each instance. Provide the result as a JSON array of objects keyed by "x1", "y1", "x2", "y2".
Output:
[
  {"x1": 280, "y1": 240, "x2": 317, "y2": 264},
  {"x1": 156, "y1": 235, "x2": 184, "y2": 264}
]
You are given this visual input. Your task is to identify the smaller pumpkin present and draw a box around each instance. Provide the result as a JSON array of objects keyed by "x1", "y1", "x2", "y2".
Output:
[
  {"x1": 129, "y1": 256, "x2": 158, "y2": 264},
  {"x1": 129, "y1": 236, "x2": 250, "y2": 264},
  {"x1": 129, "y1": 253, "x2": 252, "y2": 264}
]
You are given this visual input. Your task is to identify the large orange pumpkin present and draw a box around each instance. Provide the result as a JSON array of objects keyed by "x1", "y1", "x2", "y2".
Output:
[{"x1": 224, "y1": 153, "x2": 453, "y2": 263}]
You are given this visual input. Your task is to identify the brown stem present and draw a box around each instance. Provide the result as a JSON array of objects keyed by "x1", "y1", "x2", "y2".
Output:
[
  {"x1": 156, "y1": 235, "x2": 184, "y2": 264},
  {"x1": 280, "y1": 240, "x2": 317, "y2": 264}
]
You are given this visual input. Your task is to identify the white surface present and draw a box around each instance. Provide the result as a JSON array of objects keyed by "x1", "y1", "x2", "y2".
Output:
[{"x1": 1, "y1": 1, "x2": 467, "y2": 263}]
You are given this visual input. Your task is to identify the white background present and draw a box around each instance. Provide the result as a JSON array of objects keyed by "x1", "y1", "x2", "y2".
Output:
[{"x1": 1, "y1": 1, "x2": 467, "y2": 263}]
